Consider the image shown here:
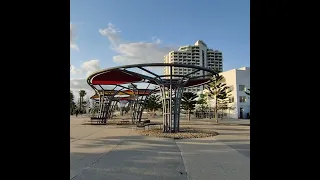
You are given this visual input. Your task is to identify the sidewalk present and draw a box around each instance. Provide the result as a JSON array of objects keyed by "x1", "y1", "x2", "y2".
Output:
[{"x1": 176, "y1": 137, "x2": 250, "y2": 180}]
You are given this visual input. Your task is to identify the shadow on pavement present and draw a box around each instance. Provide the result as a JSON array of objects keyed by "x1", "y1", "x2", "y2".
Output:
[{"x1": 71, "y1": 135, "x2": 188, "y2": 180}]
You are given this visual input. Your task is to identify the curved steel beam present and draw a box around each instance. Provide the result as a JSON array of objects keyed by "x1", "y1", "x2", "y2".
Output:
[{"x1": 87, "y1": 63, "x2": 218, "y2": 85}]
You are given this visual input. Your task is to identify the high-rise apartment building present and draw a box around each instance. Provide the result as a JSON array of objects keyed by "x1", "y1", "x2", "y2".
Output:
[{"x1": 164, "y1": 40, "x2": 223, "y2": 92}]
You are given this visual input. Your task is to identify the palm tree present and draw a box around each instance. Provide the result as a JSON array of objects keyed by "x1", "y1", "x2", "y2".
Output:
[
  {"x1": 217, "y1": 92, "x2": 231, "y2": 119},
  {"x1": 70, "y1": 90, "x2": 74, "y2": 102},
  {"x1": 79, "y1": 90, "x2": 87, "y2": 113},
  {"x1": 196, "y1": 93, "x2": 208, "y2": 112},
  {"x1": 144, "y1": 94, "x2": 162, "y2": 117},
  {"x1": 70, "y1": 90, "x2": 75, "y2": 114},
  {"x1": 245, "y1": 89, "x2": 250, "y2": 96},
  {"x1": 213, "y1": 68, "x2": 222, "y2": 73},
  {"x1": 181, "y1": 92, "x2": 198, "y2": 121},
  {"x1": 205, "y1": 74, "x2": 229, "y2": 123}
]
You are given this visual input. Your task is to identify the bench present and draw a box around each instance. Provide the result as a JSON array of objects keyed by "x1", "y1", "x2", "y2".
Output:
[
  {"x1": 136, "y1": 120, "x2": 162, "y2": 130},
  {"x1": 136, "y1": 120, "x2": 150, "y2": 128},
  {"x1": 117, "y1": 120, "x2": 130, "y2": 125},
  {"x1": 143, "y1": 122, "x2": 162, "y2": 130},
  {"x1": 90, "y1": 117, "x2": 105, "y2": 124},
  {"x1": 120, "y1": 120, "x2": 130, "y2": 123},
  {"x1": 136, "y1": 119, "x2": 150, "y2": 126}
]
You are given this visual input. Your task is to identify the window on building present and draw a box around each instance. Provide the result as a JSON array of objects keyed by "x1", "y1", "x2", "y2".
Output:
[
  {"x1": 229, "y1": 96, "x2": 234, "y2": 103},
  {"x1": 239, "y1": 85, "x2": 246, "y2": 91},
  {"x1": 239, "y1": 96, "x2": 247, "y2": 103}
]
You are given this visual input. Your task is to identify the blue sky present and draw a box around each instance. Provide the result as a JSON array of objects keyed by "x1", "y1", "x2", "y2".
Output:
[{"x1": 70, "y1": 0, "x2": 249, "y2": 96}]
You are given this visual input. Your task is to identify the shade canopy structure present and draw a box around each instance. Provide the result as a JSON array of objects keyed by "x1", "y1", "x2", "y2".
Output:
[
  {"x1": 89, "y1": 88, "x2": 160, "y2": 123},
  {"x1": 91, "y1": 95, "x2": 136, "y2": 101},
  {"x1": 87, "y1": 63, "x2": 218, "y2": 132},
  {"x1": 90, "y1": 89, "x2": 157, "y2": 99}
]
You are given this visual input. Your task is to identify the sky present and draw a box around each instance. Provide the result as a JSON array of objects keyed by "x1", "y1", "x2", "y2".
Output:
[{"x1": 70, "y1": 0, "x2": 250, "y2": 100}]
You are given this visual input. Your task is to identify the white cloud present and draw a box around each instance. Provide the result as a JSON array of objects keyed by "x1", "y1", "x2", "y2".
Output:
[
  {"x1": 70, "y1": 60, "x2": 101, "y2": 98},
  {"x1": 99, "y1": 23, "x2": 175, "y2": 65},
  {"x1": 70, "y1": 23, "x2": 79, "y2": 51},
  {"x1": 99, "y1": 23, "x2": 122, "y2": 46},
  {"x1": 70, "y1": 78, "x2": 95, "y2": 102},
  {"x1": 71, "y1": 23, "x2": 176, "y2": 99},
  {"x1": 81, "y1": 60, "x2": 101, "y2": 77},
  {"x1": 70, "y1": 65, "x2": 78, "y2": 74},
  {"x1": 70, "y1": 60, "x2": 101, "y2": 78},
  {"x1": 152, "y1": 36, "x2": 161, "y2": 44}
]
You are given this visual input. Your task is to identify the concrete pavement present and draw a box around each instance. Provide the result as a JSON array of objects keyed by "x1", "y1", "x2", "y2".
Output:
[
  {"x1": 176, "y1": 137, "x2": 249, "y2": 180},
  {"x1": 70, "y1": 116, "x2": 250, "y2": 180}
]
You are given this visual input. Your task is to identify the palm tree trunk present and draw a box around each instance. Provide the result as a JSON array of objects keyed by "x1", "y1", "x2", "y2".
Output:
[
  {"x1": 215, "y1": 95, "x2": 218, "y2": 123},
  {"x1": 221, "y1": 109, "x2": 224, "y2": 120},
  {"x1": 188, "y1": 109, "x2": 191, "y2": 121},
  {"x1": 79, "y1": 96, "x2": 82, "y2": 113},
  {"x1": 81, "y1": 97, "x2": 83, "y2": 113}
]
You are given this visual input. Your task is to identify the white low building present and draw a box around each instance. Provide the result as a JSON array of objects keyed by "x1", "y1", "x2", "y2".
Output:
[{"x1": 200, "y1": 67, "x2": 250, "y2": 119}]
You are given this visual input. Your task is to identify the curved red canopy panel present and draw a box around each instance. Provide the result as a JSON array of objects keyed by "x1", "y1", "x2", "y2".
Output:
[{"x1": 91, "y1": 70, "x2": 143, "y2": 85}]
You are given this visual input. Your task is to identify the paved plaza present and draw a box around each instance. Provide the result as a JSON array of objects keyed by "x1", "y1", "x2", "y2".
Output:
[{"x1": 70, "y1": 116, "x2": 250, "y2": 180}]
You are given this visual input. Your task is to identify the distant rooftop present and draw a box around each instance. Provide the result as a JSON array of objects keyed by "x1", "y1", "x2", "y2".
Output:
[
  {"x1": 194, "y1": 40, "x2": 207, "y2": 47},
  {"x1": 168, "y1": 40, "x2": 221, "y2": 52},
  {"x1": 237, "y1": 67, "x2": 250, "y2": 71},
  {"x1": 221, "y1": 67, "x2": 250, "y2": 73}
]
